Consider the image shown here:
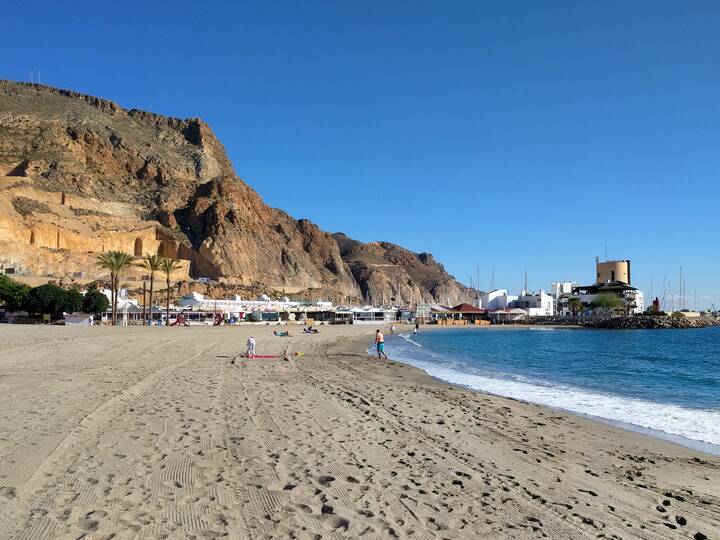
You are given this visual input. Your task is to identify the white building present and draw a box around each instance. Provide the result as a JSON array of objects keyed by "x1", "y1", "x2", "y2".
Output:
[
  {"x1": 63, "y1": 313, "x2": 94, "y2": 326},
  {"x1": 175, "y1": 293, "x2": 334, "y2": 324},
  {"x1": 626, "y1": 289, "x2": 645, "y2": 314},
  {"x1": 101, "y1": 288, "x2": 140, "y2": 325},
  {"x1": 550, "y1": 281, "x2": 576, "y2": 298},
  {"x1": 550, "y1": 281, "x2": 578, "y2": 316},
  {"x1": 480, "y1": 289, "x2": 518, "y2": 311},
  {"x1": 573, "y1": 257, "x2": 645, "y2": 315},
  {"x1": 576, "y1": 286, "x2": 645, "y2": 315},
  {"x1": 178, "y1": 292, "x2": 332, "y2": 313},
  {"x1": 102, "y1": 288, "x2": 140, "y2": 310},
  {"x1": 511, "y1": 289, "x2": 554, "y2": 317},
  {"x1": 179, "y1": 292, "x2": 250, "y2": 312},
  {"x1": 333, "y1": 307, "x2": 398, "y2": 324}
]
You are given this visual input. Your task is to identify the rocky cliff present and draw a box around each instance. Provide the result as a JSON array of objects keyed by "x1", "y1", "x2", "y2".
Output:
[
  {"x1": 333, "y1": 234, "x2": 473, "y2": 305},
  {"x1": 0, "y1": 81, "x2": 473, "y2": 305}
]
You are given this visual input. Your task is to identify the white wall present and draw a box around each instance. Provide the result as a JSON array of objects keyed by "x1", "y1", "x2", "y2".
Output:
[
  {"x1": 513, "y1": 289, "x2": 554, "y2": 316},
  {"x1": 64, "y1": 315, "x2": 94, "y2": 326},
  {"x1": 550, "y1": 281, "x2": 576, "y2": 298},
  {"x1": 629, "y1": 290, "x2": 644, "y2": 314},
  {"x1": 481, "y1": 290, "x2": 518, "y2": 310}
]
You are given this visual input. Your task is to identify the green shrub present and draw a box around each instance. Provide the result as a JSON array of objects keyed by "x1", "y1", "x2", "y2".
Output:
[
  {"x1": 591, "y1": 293, "x2": 624, "y2": 312},
  {"x1": 26, "y1": 284, "x2": 68, "y2": 316},
  {"x1": 0, "y1": 274, "x2": 30, "y2": 311},
  {"x1": 64, "y1": 288, "x2": 84, "y2": 313},
  {"x1": 83, "y1": 287, "x2": 109, "y2": 314}
]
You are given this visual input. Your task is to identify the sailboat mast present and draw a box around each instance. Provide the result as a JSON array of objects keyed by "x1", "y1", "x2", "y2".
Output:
[{"x1": 679, "y1": 267, "x2": 683, "y2": 311}]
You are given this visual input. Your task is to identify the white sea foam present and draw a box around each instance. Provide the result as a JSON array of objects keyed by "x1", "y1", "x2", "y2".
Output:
[
  {"x1": 393, "y1": 351, "x2": 720, "y2": 448},
  {"x1": 399, "y1": 333, "x2": 423, "y2": 347}
]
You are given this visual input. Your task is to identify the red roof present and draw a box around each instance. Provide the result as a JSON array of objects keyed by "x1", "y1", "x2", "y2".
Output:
[{"x1": 451, "y1": 303, "x2": 486, "y2": 313}]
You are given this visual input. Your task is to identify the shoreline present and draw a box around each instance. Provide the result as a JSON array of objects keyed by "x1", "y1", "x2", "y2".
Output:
[
  {"x1": 384, "y1": 325, "x2": 720, "y2": 457},
  {"x1": 365, "y1": 329, "x2": 720, "y2": 458},
  {"x1": 1, "y1": 324, "x2": 718, "y2": 538}
]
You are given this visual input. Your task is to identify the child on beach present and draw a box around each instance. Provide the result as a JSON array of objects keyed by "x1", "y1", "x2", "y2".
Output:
[
  {"x1": 246, "y1": 336, "x2": 256, "y2": 357},
  {"x1": 375, "y1": 329, "x2": 388, "y2": 359}
]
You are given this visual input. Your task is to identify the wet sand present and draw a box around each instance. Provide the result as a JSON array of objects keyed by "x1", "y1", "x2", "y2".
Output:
[{"x1": 0, "y1": 324, "x2": 718, "y2": 538}]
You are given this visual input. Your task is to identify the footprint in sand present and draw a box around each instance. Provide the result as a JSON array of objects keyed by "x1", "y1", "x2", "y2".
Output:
[{"x1": 318, "y1": 475, "x2": 336, "y2": 486}]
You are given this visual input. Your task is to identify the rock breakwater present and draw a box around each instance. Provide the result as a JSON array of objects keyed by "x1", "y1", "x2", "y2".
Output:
[{"x1": 580, "y1": 315, "x2": 720, "y2": 329}]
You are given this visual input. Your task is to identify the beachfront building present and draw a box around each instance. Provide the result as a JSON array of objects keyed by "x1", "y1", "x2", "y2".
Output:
[
  {"x1": 178, "y1": 292, "x2": 332, "y2": 312},
  {"x1": 415, "y1": 303, "x2": 433, "y2": 324},
  {"x1": 99, "y1": 288, "x2": 143, "y2": 325},
  {"x1": 480, "y1": 288, "x2": 556, "y2": 320},
  {"x1": 479, "y1": 289, "x2": 518, "y2": 310},
  {"x1": 429, "y1": 305, "x2": 449, "y2": 322},
  {"x1": 433, "y1": 303, "x2": 489, "y2": 325},
  {"x1": 489, "y1": 308, "x2": 528, "y2": 324},
  {"x1": 510, "y1": 290, "x2": 554, "y2": 317},
  {"x1": 63, "y1": 312, "x2": 95, "y2": 326},
  {"x1": 177, "y1": 292, "x2": 334, "y2": 323},
  {"x1": 333, "y1": 306, "x2": 399, "y2": 324},
  {"x1": 550, "y1": 281, "x2": 578, "y2": 316},
  {"x1": 574, "y1": 283, "x2": 645, "y2": 315},
  {"x1": 574, "y1": 258, "x2": 644, "y2": 315}
]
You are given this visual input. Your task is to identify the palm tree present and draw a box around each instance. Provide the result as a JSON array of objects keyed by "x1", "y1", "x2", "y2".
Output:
[
  {"x1": 96, "y1": 251, "x2": 135, "y2": 325},
  {"x1": 568, "y1": 297, "x2": 582, "y2": 317},
  {"x1": 137, "y1": 254, "x2": 163, "y2": 325},
  {"x1": 159, "y1": 257, "x2": 182, "y2": 326}
]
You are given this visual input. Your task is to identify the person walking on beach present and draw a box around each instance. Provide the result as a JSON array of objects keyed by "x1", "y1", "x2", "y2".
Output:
[
  {"x1": 375, "y1": 329, "x2": 388, "y2": 359},
  {"x1": 246, "y1": 336, "x2": 256, "y2": 358},
  {"x1": 390, "y1": 323, "x2": 395, "y2": 335}
]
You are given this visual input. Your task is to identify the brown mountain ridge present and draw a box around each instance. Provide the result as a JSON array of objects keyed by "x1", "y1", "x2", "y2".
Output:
[{"x1": 0, "y1": 80, "x2": 473, "y2": 305}]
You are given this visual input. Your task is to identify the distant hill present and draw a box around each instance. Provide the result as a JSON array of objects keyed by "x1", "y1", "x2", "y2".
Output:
[{"x1": 0, "y1": 80, "x2": 473, "y2": 305}]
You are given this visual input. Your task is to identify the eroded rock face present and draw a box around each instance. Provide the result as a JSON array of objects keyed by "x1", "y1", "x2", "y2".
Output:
[
  {"x1": 0, "y1": 81, "x2": 471, "y2": 305},
  {"x1": 333, "y1": 234, "x2": 474, "y2": 305}
]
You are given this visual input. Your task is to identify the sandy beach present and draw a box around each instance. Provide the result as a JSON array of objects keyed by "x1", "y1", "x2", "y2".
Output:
[{"x1": 0, "y1": 324, "x2": 718, "y2": 539}]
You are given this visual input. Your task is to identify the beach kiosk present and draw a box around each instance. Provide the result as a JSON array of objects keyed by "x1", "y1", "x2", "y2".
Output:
[{"x1": 63, "y1": 312, "x2": 95, "y2": 326}]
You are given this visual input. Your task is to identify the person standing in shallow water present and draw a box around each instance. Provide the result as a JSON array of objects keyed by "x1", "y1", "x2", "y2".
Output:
[
  {"x1": 414, "y1": 322, "x2": 419, "y2": 334},
  {"x1": 375, "y1": 329, "x2": 388, "y2": 359}
]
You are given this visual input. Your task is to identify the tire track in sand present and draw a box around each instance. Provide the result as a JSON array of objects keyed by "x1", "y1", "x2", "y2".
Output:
[{"x1": 0, "y1": 336, "x2": 214, "y2": 538}]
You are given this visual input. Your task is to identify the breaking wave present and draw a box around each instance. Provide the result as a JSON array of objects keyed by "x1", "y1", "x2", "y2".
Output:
[{"x1": 386, "y1": 333, "x2": 720, "y2": 452}]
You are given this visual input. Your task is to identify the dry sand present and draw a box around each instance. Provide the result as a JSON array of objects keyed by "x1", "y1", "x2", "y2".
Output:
[{"x1": 0, "y1": 323, "x2": 718, "y2": 539}]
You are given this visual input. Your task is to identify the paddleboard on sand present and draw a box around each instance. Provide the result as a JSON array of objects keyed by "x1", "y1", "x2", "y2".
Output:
[{"x1": 231, "y1": 355, "x2": 277, "y2": 364}]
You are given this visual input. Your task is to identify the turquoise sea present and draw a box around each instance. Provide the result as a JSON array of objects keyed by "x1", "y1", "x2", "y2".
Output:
[{"x1": 384, "y1": 327, "x2": 720, "y2": 454}]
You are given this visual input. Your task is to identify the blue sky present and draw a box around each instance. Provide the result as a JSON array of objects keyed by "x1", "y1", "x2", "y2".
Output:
[{"x1": 4, "y1": 1, "x2": 720, "y2": 308}]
